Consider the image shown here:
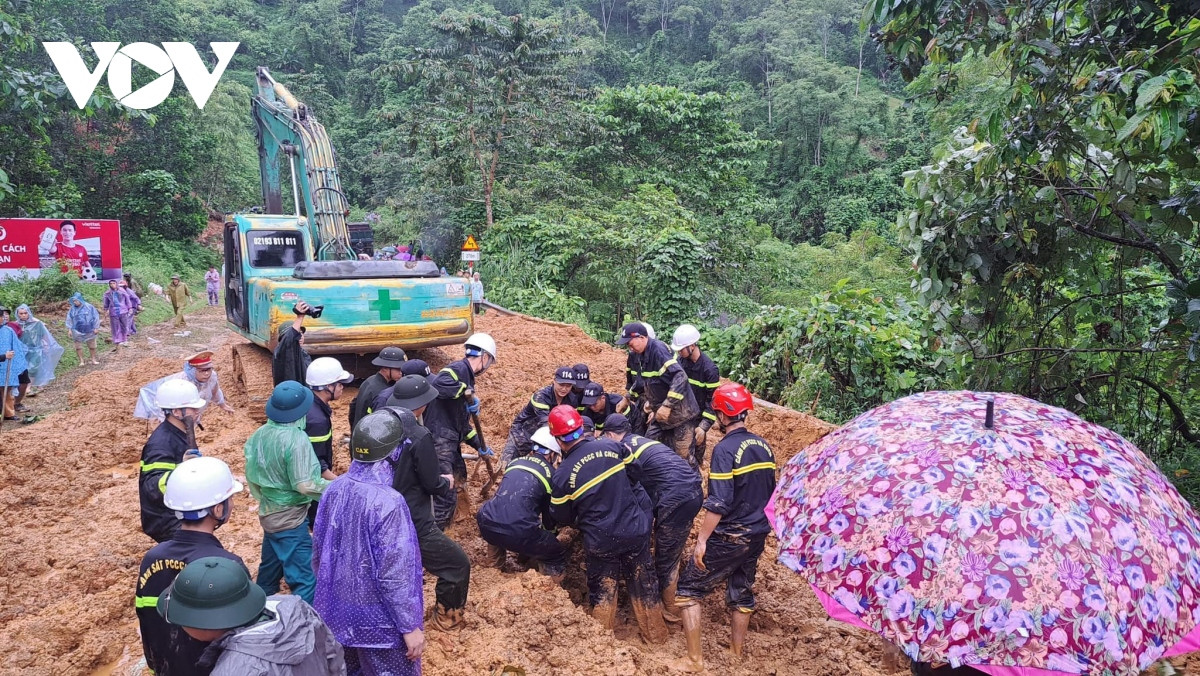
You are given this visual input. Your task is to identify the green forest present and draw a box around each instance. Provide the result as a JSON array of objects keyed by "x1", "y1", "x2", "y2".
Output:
[{"x1": 2, "y1": 0, "x2": 1198, "y2": 496}]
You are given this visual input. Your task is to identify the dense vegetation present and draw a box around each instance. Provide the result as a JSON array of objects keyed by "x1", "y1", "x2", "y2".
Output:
[{"x1": 0, "y1": 0, "x2": 1196, "y2": 496}]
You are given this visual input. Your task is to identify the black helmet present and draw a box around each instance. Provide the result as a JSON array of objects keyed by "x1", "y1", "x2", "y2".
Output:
[
  {"x1": 351, "y1": 410, "x2": 410, "y2": 463},
  {"x1": 372, "y1": 346, "x2": 407, "y2": 368},
  {"x1": 157, "y1": 557, "x2": 266, "y2": 630},
  {"x1": 399, "y1": 359, "x2": 431, "y2": 377},
  {"x1": 386, "y1": 374, "x2": 438, "y2": 410}
]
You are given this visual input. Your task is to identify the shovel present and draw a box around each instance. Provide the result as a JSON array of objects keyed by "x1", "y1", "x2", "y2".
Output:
[
  {"x1": 0, "y1": 357, "x2": 11, "y2": 433},
  {"x1": 471, "y1": 411, "x2": 500, "y2": 498}
]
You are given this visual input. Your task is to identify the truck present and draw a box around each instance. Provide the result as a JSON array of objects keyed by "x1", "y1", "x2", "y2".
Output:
[{"x1": 224, "y1": 67, "x2": 472, "y2": 370}]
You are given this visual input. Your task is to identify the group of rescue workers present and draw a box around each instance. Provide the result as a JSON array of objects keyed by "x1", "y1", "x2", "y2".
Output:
[{"x1": 135, "y1": 308, "x2": 777, "y2": 675}]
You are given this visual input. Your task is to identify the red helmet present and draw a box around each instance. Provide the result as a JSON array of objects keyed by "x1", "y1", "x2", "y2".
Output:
[
  {"x1": 548, "y1": 405, "x2": 584, "y2": 436},
  {"x1": 712, "y1": 382, "x2": 753, "y2": 417}
]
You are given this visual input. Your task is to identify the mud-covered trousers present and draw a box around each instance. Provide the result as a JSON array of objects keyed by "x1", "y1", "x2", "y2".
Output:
[
  {"x1": 418, "y1": 521, "x2": 470, "y2": 609},
  {"x1": 477, "y1": 517, "x2": 568, "y2": 576},
  {"x1": 432, "y1": 436, "x2": 469, "y2": 530},
  {"x1": 676, "y1": 532, "x2": 767, "y2": 610},
  {"x1": 586, "y1": 537, "x2": 660, "y2": 607},
  {"x1": 653, "y1": 494, "x2": 704, "y2": 596}
]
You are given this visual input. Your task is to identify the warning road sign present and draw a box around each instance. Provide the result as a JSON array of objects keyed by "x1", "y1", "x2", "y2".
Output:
[{"x1": 462, "y1": 235, "x2": 480, "y2": 251}]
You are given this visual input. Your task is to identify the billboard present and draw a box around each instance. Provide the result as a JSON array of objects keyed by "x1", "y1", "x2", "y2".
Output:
[{"x1": 0, "y1": 218, "x2": 123, "y2": 281}]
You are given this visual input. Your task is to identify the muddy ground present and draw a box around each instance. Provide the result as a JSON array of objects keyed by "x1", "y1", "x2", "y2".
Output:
[{"x1": 0, "y1": 307, "x2": 1195, "y2": 675}]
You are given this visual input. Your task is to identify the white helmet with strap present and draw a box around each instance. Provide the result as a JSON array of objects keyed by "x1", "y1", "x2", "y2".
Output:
[
  {"x1": 164, "y1": 457, "x2": 243, "y2": 520},
  {"x1": 306, "y1": 357, "x2": 353, "y2": 388},
  {"x1": 642, "y1": 322, "x2": 656, "y2": 340},
  {"x1": 530, "y1": 425, "x2": 561, "y2": 455},
  {"x1": 465, "y1": 333, "x2": 497, "y2": 360},
  {"x1": 670, "y1": 324, "x2": 701, "y2": 352},
  {"x1": 156, "y1": 379, "x2": 206, "y2": 410}
]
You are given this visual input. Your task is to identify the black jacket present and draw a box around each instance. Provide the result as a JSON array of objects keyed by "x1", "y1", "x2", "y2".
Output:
[
  {"x1": 424, "y1": 359, "x2": 481, "y2": 450},
  {"x1": 139, "y1": 421, "x2": 191, "y2": 543},
  {"x1": 619, "y1": 434, "x2": 702, "y2": 516},
  {"x1": 478, "y1": 455, "x2": 557, "y2": 537},
  {"x1": 386, "y1": 420, "x2": 452, "y2": 533},
  {"x1": 680, "y1": 351, "x2": 720, "y2": 429},
  {"x1": 349, "y1": 372, "x2": 390, "y2": 430},
  {"x1": 705, "y1": 427, "x2": 777, "y2": 537},
  {"x1": 271, "y1": 325, "x2": 310, "y2": 387},
  {"x1": 136, "y1": 530, "x2": 246, "y2": 676},
  {"x1": 549, "y1": 438, "x2": 651, "y2": 554},
  {"x1": 583, "y1": 394, "x2": 625, "y2": 432},
  {"x1": 627, "y1": 339, "x2": 698, "y2": 427},
  {"x1": 305, "y1": 395, "x2": 334, "y2": 473},
  {"x1": 510, "y1": 384, "x2": 579, "y2": 443}
]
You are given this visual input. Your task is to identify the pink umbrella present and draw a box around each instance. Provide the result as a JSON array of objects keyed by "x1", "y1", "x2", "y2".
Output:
[{"x1": 769, "y1": 391, "x2": 1200, "y2": 676}]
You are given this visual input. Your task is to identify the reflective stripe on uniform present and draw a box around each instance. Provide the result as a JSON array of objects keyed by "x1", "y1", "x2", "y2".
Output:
[
  {"x1": 506, "y1": 464, "x2": 551, "y2": 493},
  {"x1": 667, "y1": 391, "x2": 684, "y2": 400},
  {"x1": 703, "y1": 411, "x2": 718, "y2": 422},
  {"x1": 531, "y1": 396, "x2": 550, "y2": 410},
  {"x1": 688, "y1": 378, "x2": 720, "y2": 388},
  {"x1": 140, "y1": 461, "x2": 177, "y2": 473},
  {"x1": 639, "y1": 358, "x2": 678, "y2": 378},
  {"x1": 308, "y1": 432, "x2": 333, "y2": 443},
  {"x1": 466, "y1": 429, "x2": 477, "y2": 440},
  {"x1": 550, "y1": 463, "x2": 626, "y2": 505},
  {"x1": 623, "y1": 439, "x2": 657, "y2": 465},
  {"x1": 708, "y1": 461, "x2": 776, "y2": 480},
  {"x1": 135, "y1": 596, "x2": 158, "y2": 608},
  {"x1": 158, "y1": 472, "x2": 171, "y2": 493},
  {"x1": 441, "y1": 367, "x2": 467, "y2": 397}
]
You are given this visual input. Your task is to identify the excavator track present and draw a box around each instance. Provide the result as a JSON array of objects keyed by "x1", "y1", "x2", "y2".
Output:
[{"x1": 232, "y1": 342, "x2": 275, "y2": 423}]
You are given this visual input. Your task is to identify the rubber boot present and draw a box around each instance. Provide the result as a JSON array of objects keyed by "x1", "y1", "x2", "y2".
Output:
[
  {"x1": 485, "y1": 543, "x2": 506, "y2": 568},
  {"x1": 630, "y1": 597, "x2": 669, "y2": 644},
  {"x1": 661, "y1": 580, "x2": 681, "y2": 623},
  {"x1": 431, "y1": 603, "x2": 465, "y2": 631},
  {"x1": 671, "y1": 603, "x2": 704, "y2": 673},
  {"x1": 592, "y1": 598, "x2": 618, "y2": 631},
  {"x1": 730, "y1": 609, "x2": 752, "y2": 658}
]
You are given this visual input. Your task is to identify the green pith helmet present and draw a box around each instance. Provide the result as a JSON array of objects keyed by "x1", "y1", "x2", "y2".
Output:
[
  {"x1": 351, "y1": 409, "x2": 411, "y2": 462},
  {"x1": 157, "y1": 557, "x2": 266, "y2": 630}
]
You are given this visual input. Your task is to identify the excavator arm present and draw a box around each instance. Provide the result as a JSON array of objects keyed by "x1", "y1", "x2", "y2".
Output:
[{"x1": 252, "y1": 66, "x2": 355, "y2": 261}]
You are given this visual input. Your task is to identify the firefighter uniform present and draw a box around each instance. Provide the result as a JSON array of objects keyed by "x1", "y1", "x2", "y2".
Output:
[
  {"x1": 549, "y1": 438, "x2": 658, "y2": 607},
  {"x1": 501, "y1": 383, "x2": 580, "y2": 464},
  {"x1": 619, "y1": 433, "x2": 703, "y2": 602},
  {"x1": 582, "y1": 386, "x2": 626, "y2": 434},
  {"x1": 680, "y1": 350, "x2": 720, "y2": 466},
  {"x1": 139, "y1": 421, "x2": 191, "y2": 543},
  {"x1": 676, "y1": 427, "x2": 776, "y2": 610},
  {"x1": 135, "y1": 530, "x2": 247, "y2": 676},
  {"x1": 476, "y1": 455, "x2": 567, "y2": 575},
  {"x1": 304, "y1": 394, "x2": 334, "y2": 528},
  {"x1": 349, "y1": 372, "x2": 388, "y2": 430},
  {"x1": 629, "y1": 338, "x2": 699, "y2": 462},
  {"x1": 424, "y1": 359, "x2": 481, "y2": 529}
]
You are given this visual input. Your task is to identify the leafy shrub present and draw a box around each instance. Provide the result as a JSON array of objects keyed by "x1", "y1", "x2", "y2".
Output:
[
  {"x1": 0, "y1": 266, "x2": 78, "y2": 310},
  {"x1": 115, "y1": 170, "x2": 207, "y2": 241}
]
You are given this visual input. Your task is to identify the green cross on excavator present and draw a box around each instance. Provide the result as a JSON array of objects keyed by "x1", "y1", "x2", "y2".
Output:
[{"x1": 368, "y1": 288, "x2": 404, "y2": 321}]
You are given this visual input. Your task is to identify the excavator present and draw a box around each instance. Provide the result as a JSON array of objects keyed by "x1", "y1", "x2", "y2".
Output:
[{"x1": 225, "y1": 67, "x2": 472, "y2": 391}]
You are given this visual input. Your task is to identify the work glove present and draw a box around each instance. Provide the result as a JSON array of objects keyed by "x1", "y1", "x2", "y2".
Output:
[
  {"x1": 479, "y1": 446, "x2": 496, "y2": 457},
  {"x1": 643, "y1": 400, "x2": 653, "y2": 415},
  {"x1": 694, "y1": 427, "x2": 707, "y2": 446},
  {"x1": 655, "y1": 405, "x2": 672, "y2": 424},
  {"x1": 466, "y1": 397, "x2": 481, "y2": 414}
]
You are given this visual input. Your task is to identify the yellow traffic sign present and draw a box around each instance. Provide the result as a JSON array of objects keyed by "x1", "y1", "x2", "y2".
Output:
[{"x1": 462, "y1": 235, "x2": 480, "y2": 251}]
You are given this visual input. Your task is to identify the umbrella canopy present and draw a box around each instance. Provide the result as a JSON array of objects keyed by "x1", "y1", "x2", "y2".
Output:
[{"x1": 770, "y1": 390, "x2": 1200, "y2": 676}]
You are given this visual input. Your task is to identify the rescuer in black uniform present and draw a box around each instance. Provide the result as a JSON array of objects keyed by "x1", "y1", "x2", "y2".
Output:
[
  {"x1": 670, "y1": 324, "x2": 721, "y2": 467},
  {"x1": 580, "y1": 381, "x2": 628, "y2": 434},
  {"x1": 139, "y1": 379, "x2": 207, "y2": 543},
  {"x1": 348, "y1": 346, "x2": 406, "y2": 429},
  {"x1": 617, "y1": 322, "x2": 699, "y2": 464},
  {"x1": 303, "y1": 357, "x2": 351, "y2": 528},
  {"x1": 500, "y1": 365, "x2": 579, "y2": 465},
  {"x1": 371, "y1": 358, "x2": 433, "y2": 412}
]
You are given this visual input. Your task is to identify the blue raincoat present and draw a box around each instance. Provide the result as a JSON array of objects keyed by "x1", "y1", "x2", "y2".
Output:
[
  {"x1": 0, "y1": 322, "x2": 27, "y2": 388},
  {"x1": 65, "y1": 292, "x2": 100, "y2": 342},
  {"x1": 15, "y1": 304, "x2": 64, "y2": 387},
  {"x1": 312, "y1": 443, "x2": 423, "y2": 673}
]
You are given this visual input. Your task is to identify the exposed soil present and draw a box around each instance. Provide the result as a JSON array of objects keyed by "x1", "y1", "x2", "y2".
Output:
[{"x1": 1, "y1": 307, "x2": 1194, "y2": 676}]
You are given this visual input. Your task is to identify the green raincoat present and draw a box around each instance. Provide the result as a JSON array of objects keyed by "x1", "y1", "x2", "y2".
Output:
[{"x1": 243, "y1": 418, "x2": 329, "y2": 519}]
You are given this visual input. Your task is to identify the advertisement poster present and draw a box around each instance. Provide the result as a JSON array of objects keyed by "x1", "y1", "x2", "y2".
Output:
[{"x1": 0, "y1": 218, "x2": 123, "y2": 281}]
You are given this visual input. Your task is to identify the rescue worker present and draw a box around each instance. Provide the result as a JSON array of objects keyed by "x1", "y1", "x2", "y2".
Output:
[
  {"x1": 601, "y1": 413, "x2": 703, "y2": 621},
  {"x1": 271, "y1": 302, "x2": 313, "y2": 386},
  {"x1": 617, "y1": 322, "x2": 699, "y2": 464},
  {"x1": 313, "y1": 410, "x2": 426, "y2": 674},
  {"x1": 670, "y1": 324, "x2": 721, "y2": 467},
  {"x1": 370, "y1": 358, "x2": 432, "y2": 412},
  {"x1": 499, "y1": 365, "x2": 578, "y2": 465},
  {"x1": 243, "y1": 381, "x2": 330, "y2": 604},
  {"x1": 158, "y1": 557, "x2": 345, "y2": 675},
  {"x1": 304, "y1": 357, "x2": 351, "y2": 527},
  {"x1": 673, "y1": 383, "x2": 777, "y2": 672},
  {"x1": 580, "y1": 381, "x2": 628, "y2": 434},
  {"x1": 571, "y1": 363, "x2": 590, "y2": 399},
  {"x1": 477, "y1": 426, "x2": 567, "y2": 579},
  {"x1": 137, "y1": 457, "x2": 246, "y2": 676},
  {"x1": 140, "y1": 380, "x2": 206, "y2": 543},
  {"x1": 349, "y1": 346, "x2": 406, "y2": 429},
  {"x1": 547, "y1": 405, "x2": 668, "y2": 645},
  {"x1": 424, "y1": 333, "x2": 497, "y2": 529},
  {"x1": 380, "y1": 376, "x2": 472, "y2": 631},
  {"x1": 167, "y1": 274, "x2": 193, "y2": 327}
]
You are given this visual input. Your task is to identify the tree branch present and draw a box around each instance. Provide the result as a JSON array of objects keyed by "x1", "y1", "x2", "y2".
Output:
[{"x1": 1074, "y1": 372, "x2": 1200, "y2": 444}]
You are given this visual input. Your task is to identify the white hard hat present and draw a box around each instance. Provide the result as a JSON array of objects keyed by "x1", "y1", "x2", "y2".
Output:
[
  {"x1": 643, "y1": 322, "x2": 657, "y2": 340},
  {"x1": 671, "y1": 324, "x2": 701, "y2": 352},
  {"x1": 156, "y1": 379, "x2": 207, "y2": 410},
  {"x1": 530, "y1": 425, "x2": 561, "y2": 454},
  {"x1": 164, "y1": 457, "x2": 243, "y2": 519},
  {"x1": 465, "y1": 332, "x2": 497, "y2": 360},
  {"x1": 306, "y1": 357, "x2": 353, "y2": 388}
]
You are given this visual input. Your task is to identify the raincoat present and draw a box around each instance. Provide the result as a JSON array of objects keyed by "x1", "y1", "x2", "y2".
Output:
[
  {"x1": 199, "y1": 595, "x2": 346, "y2": 676},
  {"x1": 312, "y1": 450, "x2": 423, "y2": 674},
  {"x1": 244, "y1": 418, "x2": 329, "y2": 519},
  {"x1": 15, "y1": 304, "x2": 64, "y2": 387},
  {"x1": 0, "y1": 322, "x2": 28, "y2": 388},
  {"x1": 65, "y1": 292, "x2": 100, "y2": 342},
  {"x1": 134, "y1": 363, "x2": 229, "y2": 421},
  {"x1": 103, "y1": 285, "x2": 136, "y2": 343}
]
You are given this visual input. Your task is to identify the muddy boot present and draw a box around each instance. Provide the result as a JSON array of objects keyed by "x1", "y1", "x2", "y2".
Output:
[
  {"x1": 591, "y1": 598, "x2": 618, "y2": 631},
  {"x1": 730, "y1": 608, "x2": 752, "y2": 658},
  {"x1": 535, "y1": 561, "x2": 565, "y2": 584},
  {"x1": 630, "y1": 597, "x2": 668, "y2": 644},
  {"x1": 431, "y1": 603, "x2": 465, "y2": 631},
  {"x1": 670, "y1": 603, "x2": 704, "y2": 673},
  {"x1": 661, "y1": 580, "x2": 681, "y2": 623},
  {"x1": 485, "y1": 543, "x2": 506, "y2": 568}
]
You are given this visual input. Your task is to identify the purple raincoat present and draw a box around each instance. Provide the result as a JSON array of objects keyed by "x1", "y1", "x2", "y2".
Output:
[{"x1": 312, "y1": 448, "x2": 423, "y2": 675}]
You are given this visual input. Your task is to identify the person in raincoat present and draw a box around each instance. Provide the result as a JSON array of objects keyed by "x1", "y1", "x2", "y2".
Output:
[
  {"x1": 168, "y1": 274, "x2": 193, "y2": 327},
  {"x1": 158, "y1": 557, "x2": 345, "y2": 676},
  {"x1": 204, "y1": 267, "x2": 221, "y2": 306},
  {"x1": 135, "y1": 351, "x2": 235, "y2": 421},
  {"x1": 65, "y1": 292, "x2": 101, "y2": 366},
  {"x1": 0, "y1": 309, "x2": 28, "y2": 421},
  {"x1": 243, "y1": 381, "x2": 330, "y2": 604},
  {"x1": 104, "y1": 279, "x2": 136, "y2": 346},
  {"x1": 15, "y1": 304, "x2": 64, "y2": 396},
  {"x1": 313, "y1": 410, "x2": 426, "y2": 675}
]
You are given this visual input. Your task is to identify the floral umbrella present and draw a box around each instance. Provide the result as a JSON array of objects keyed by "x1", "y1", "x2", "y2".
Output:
[{"x1": 769, "y1": 390, "x2": 1200, "y2": 676}]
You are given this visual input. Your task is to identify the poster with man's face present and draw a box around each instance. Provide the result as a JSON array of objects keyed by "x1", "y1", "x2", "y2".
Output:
[{"x1": 0, "y1": 218, "x2": 123, "y2": 281}]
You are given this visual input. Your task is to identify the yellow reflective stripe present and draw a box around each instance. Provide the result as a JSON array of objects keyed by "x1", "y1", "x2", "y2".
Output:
[
  {"x1": 550, "y1": 462, "x2": 626, "y2": 505},
  {"x1": 688, "y1": 378, "x2": 720, "y2": 388},
  {"x1": 135, "y1": 596, "x2": 158, "y2": 608},
  {"x1": 308, "y1": 432, "x2": 332, "y2": 443},
  {"x1": 367, "y1": 407, "x2": 373, "y2": 414},
  {"x1": 140, "y1": 461, "x2": 177, "y2": 472},
  {"x1": 710, "y1": 461, "x2": 776, "y2": 480},
  {"x1": 507, "y1": 464, "x2": 551, "y2": 493},
  {"x1": 441, "y1": 367, "x2": 459, "y2": 381},
  {"x1": 466, "y1": 429, "x2": 477, "y2": 439},
  {"x1": 623, "y1": 439, "x2": 657, "y2": 465},
  {"x1": 703, "y1": 412, "x2": 718, "y2": 422},
  {"x1": 667, "y1": 391, "x2": 684, "y2": 400},
  {"x1": 531, "y1": 396, "x2": 550, "y2": 410},
  {"x1": 441, "y1": 367, "x2": 467, "y2": 397}
]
